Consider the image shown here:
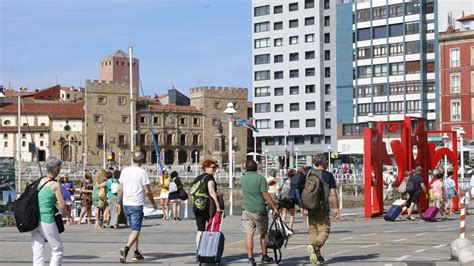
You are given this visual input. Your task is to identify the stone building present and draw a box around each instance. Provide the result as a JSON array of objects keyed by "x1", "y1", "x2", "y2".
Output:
[
  {"x1": 136, "y1": 104, "x2": 204, "y2": 166},
  {"x1": 99, "y1": 50, "x2": 139, "y2": 98},
  {"x1": 84, "y1": 80, "x2": 134, "y2": 166},
  {"x1": 190, "y1": 86, "x2": 248, "y2": 167}
]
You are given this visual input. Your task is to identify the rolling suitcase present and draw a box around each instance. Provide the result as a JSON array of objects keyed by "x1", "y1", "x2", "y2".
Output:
[
  {"x1": 384, "y1": 205, "x2": 402, "y2": 221},
  {"x1": 423, "y1": 206, "x2": 439, "y2": 222},
  {"x1": 197, "y1": 212, "x2": 225, "y2": 265}
]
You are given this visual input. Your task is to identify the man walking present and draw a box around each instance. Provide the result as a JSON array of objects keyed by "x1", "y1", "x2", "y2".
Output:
[
  {"x1": 116, "y1": 151, "x2": 157, "y2": 263},
  {"x1": 406, "y1": 166, "x2": 428, "y2": 221},
  {"x1": 307, "y1": 155, "x2": 340, "y2": 264},
  {"x1": 240, "y1": 160, "x2": 279, "y2": 265}
]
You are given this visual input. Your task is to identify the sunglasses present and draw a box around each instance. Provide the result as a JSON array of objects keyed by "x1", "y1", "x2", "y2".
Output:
[{"x1": 211, "y1": 166, "x2": 217, "y2": 170}]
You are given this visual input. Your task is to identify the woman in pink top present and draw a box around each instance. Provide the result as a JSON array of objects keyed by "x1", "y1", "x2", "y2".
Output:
[{"x1": 431, "y1": 173, "x2": 447, "y2": 220}]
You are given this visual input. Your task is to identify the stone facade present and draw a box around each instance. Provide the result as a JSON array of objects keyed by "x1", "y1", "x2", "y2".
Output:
[
  {"x1": 136, "y1": 104, "x2": 204, "y2": 167},
  {"x1": 84, "y1": 80, "x2": 135, "y2": 167},
  {"x1": 190, "y1": 86, "x2": 248, "y2": 167},
  {"x1": 99, "y1": 50, "x2": 139, "y2": 98}
]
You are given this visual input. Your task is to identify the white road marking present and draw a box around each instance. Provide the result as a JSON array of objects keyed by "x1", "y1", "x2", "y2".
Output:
[
  {"x1": 438, "y1": 228, "x2": 454, "y2": 232},
  {"x1": 414, "y1": 249, "x2": 426, "y2": 253},
  {"x1": 393, "y1": 238, "x2": 406, "y2": 242},
  {"x1": 361, "y1": 243, "x2": 380, "y2": 248},
  {"x1": 436, "y1": 224, "x2": 452, "y2": 228},
  {"x1": 287, "y1": 244, "x2": 306, "y2": 250},
  {"x1": 415, "y1": 232, "x2": 428, "y2": 236},
  {"x1": 340, "y1": 236, "x2": 354, "y2": 241},
  {"x1": 362, "y1": 233, "x2": 376, "y2": 236},
  {"x1": 395, "y1": 255, "x2": 412, "y2": 261},
  {"x1": 434, "y1": 244, "x2": 448, "y2": 248},
  {"x1": 329, "y1": 250, "x2": 350, "y2": 256},
  {"x1": 386, "y1": 230, "x2": 399, "y2": 233}
]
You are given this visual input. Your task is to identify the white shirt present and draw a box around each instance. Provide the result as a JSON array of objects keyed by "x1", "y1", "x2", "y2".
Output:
[{"x1": 119, "y1": 165, "x2": 150, "y2": 206}]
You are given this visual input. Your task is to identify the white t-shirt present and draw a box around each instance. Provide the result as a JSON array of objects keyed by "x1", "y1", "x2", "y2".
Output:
[{"x1": 119, "y1": 166, "x2": 150, "y2": 206}]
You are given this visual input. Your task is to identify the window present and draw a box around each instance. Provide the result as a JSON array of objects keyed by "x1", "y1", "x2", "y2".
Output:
[
  {"x1": 274, "y1": 5, "x2": 283, "y2": 14},
  {"x1": 290, "y1": 120, "x2": 299, "y2": 128},
  {"x1": 324, "y1": 50, "x2": 330, "y2": 61},
  {"x1": 274, "y1": 71, "x2": 284, "y2": 79},
  {"x1": 357, "y1": 47, "x2": 370, "y2": 59},
  {"x1": 406, "y1": 41, "x2": 420, "y2": 54},
  {"x1": 325, "y1": 136, "x2": 331, "y2": 144},
  {"x1": 4, "y1": 142, "x2": 7, "y2": 147},
  {"x1": 275, "y1": 120, "x2": 284, "y2": 129},
  {"x1": 389, "y1": 82, "x2": 404, "y2": 95},
  {"x1": 256, "y1": 119, "x2": 271, "y2": 129},
  {"x1": 255, "y1": 70, "x2": 270, "y2": 81},
  {"x1": 357, "y1": 28, "x2": 371, "y2": 41},
  {"x1": 289, "y1": 52, "x2": 299, "y2": 61},
  {"x1": 254, "y1": 54, "x2": 270, "y2": 65},
  {"x1": 255, "y1": 103, "x2": 271, "y2": 113},
  {"x1": 21, "y1": 133, "x2": 26, "y2": 139},
  {"x1": 425, "y1": 2, "x2": 434, "y2": 13},
  {"x1": 117, "y1": 96, "x2": 126, "y2": 105},
  {"x1": 274, "y1": 87, "x2": 284, "y2": 96},
  {"x1": 289, "y1": 70, "x2": 299, "y2": 78},
  {"x1": 374, "y1": 84, "x2": 388, "y2": 96},
  {"x1": 289, "y1": 19, "x2": 298, "y2": 28},
  {"x1": 180, "y1": 118, "x2": 186, "y2": 126},
  {"x1": 139, "y1": 134, "x2": 146, "y2": 144},
  {"x1": 3, "y1": 120, "x2": 10, "y2": 125},
  {"x1": 357, "y1": 85, "x2": 372, "y2": 97},
  {"x1": 254, "y1": 5, "x2": 270, "y2": 16},
  {"x1": 305, "y1": 34, "x2": 315, "y2": 43},
  {"x1": 405, "y1": 22, "x2": 420, "y2": 35},
  {"x1": 389, "y1": 3, "x2": 404, "y2": 17},
  {"x1": 254, "y1": 38, "x2": 270, "y2": 48},
  {"x1": 290, "y1": 86, "x2": 299, "y2": 95},
  {"x1": 306, "y1": 68, "x2": 315, "y2": 77},
  {"x1": 373, "y1": 64, "x2": 388, "y2": 77},
  {"x1": 373, "y1": 45, "x2": 387, "y2": 58},
  {"x1": 450, "y1": 73, "x2": 460, "y2": 93},
  {"x1": 214, "y1": 101, "x2": 221, "y2": 108},
  {"x1": 289, "y1": 2, "x2": 298, "y2": 11},
  {"x1": 306, "y1": 85, "x2": 315, "y2": 93},
  {"x1": 274, "y1": 38, "x2": 283, "y2": 46},
  {"x1": 274, "y1": 54, "x2": 283, "y2": 63},
  {"x1": 373, "y1": 26, "x2": 387, "y2": 39},
  {"x1": 325, "y1": 101, "x2": 331, "y2": 112},
  {"x1": 97, "y1": 134, "x2": 104, "y2": 147},
  {"x1": 274, "y1": 21, "x2": 283, "y2": 30},
  {"x1": 390, "y1": 62, "x2": 404, "y2": 75},
  {"x1": 274, "y1": 104, "x2": 284, "y2": 112},
  {"x1": 306, "y1": 102, "x2": 315, "y2": 110},
  {"x1": 406, "y1": 100, "x2": 421, "y2": 111},
  {"x1": 255, "y1": 86, "x2": 270, "y2": 97},
  {"x1": 451, "y1": 101, "x2": 461, "y2": 121},
  {"x1": 179, "y1": 134, "x2": 186, "y2": 145},
  {"x1": 325, "y1": 119, "x2": 331, "y2": 129},
  {"x1": 450, "y1": 48, "x2": 460, "y2": 68},
  {"x1": 94, "y1": 114, "x2": 103, "y2": 123},
  {"x1": 357, "y1": 103, "x2": 372, "y2": 115},
  {"x1": 427, "y1": 41, "x2": 434, "y2": 53},
  {"x1": 305, "y1": 0, "x2": 314, "y2": 9},
  {"x1": 254, "y1": 22, "x2": 270, "y2": 33},
  {"x1": 471, "y1": 46, "x2": 474, "y2": 65},
  {"x1": 358, "y1": 66, "x2": 372, "y2": 78},
  {"x1": 290, "y1": 103, "x2": 299, "y2": 111},
  {"x1": 389, "y1": 43, "x2": 404, "y2": 56},
  {"x1": 121, "y1": 115, "x2": 129, "y2": 123},
  {"x1": 357, "y1": 9, "x2": 370, "y2": 22},
  {"x1": 302, "y1": 119, "x2": 315, "y2": 128},
  {"x1": 389, "y1": 24, "x2": 403, "y2": 37},
  {"x1": 140, "y1": 116, "x2": 146, "y2": 124},
  {"x1": 324, "y1": 33, "x2": 330, "y2": 43},
  {"x1": 22, "y1": 141, "x2": 25, "y2": 147},
  {"x1": 324, "y1": 67, "x2": 331, "y2": 78},
  {"x1": 374, "y1": 102, "x2": 388, "y2": 114},
  {"x1": 373, "y1": 6, "x2": 387, "y2": 20},
  {"x1": 472, "y1": 71, "x2": 474, "y2": 92},
  {"x1": 324, "y1": 16, "x2": 330, "y2": 26},
  {"x1": 325, "y1": 84, "x2": 331, "y2": 95},
  {"x1": 193, "y1": 117, "x2": 199, "y2": 126},
  {"x1": 324, "y1": 0, "x2": 330, "y2": 9},
  {"x1": 97, "y1": 96, "x2": 106, "y2": 105},
  {"x1": 406, "y1": 61, "x2": 420, "y2": 74},
  {"x1": 166, "y1": 134, "x2": 173, "y2": 145},
  {"x1": 153, "y1": 116, "x2": 159, "y2": 124},
  {"x1": 406, "y1": 81, "x2": 421, "y2": 94},
  {"x1": 289, "y1": 36, "x2": 298, "y2": 45},
  {"x1": 193, "y1": 135, "x2": 199, "y2": 145},
  {"x1": 305, "y1": 17, "x2": 315, "y2": 26},
  {"x1": 405, "y1": 0, "x2": 420, "y2": 15},
  {"x1": 306, "y1": 51, "x2": 315, "y2": 60},
  {"x1": 390, "y1": 101, "x2": 405, "y2": 113}
]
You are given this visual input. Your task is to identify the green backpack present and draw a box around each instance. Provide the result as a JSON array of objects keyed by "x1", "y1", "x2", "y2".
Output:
[
  {"x1": 301, "y1": 169, "x2": 330, "y2": 212},
  {"x1": 190, "y1": 175, "x2": 209, "y2": 211}
]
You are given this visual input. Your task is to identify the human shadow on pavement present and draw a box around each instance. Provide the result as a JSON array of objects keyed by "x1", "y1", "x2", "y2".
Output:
[
  {"x1": 220, "y1": 253, "x2": 250, "y2": 263},
  {"x1": 63, "y1": 255, "x2": 100, "y2": 260},
  {"x1": 324, "y1": 253, "x2": 379, "y2": 263},
  {"x1": 143, "y1": 252, "x2": 195, "y2": 262}
]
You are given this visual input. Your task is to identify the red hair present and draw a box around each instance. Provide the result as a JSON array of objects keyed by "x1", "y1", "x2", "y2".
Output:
[{"x1": 201, "y1": 160, "x2": 215, "y2": 171}]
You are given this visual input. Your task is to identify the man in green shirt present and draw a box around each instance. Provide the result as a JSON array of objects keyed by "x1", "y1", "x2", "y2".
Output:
[{"x1": 240, "y1": 160, "x2": 278, "y2": 265}]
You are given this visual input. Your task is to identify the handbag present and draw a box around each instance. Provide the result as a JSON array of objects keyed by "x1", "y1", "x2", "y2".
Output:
[
  {"x1": 169, "y1": 181, "x2": 178, "y2": 193},
  {"x1": 178, "y1": 188, "x2": 188, "y2": 201},
  {"x1": 54, "y1": 207, "x2": 65, "y2": 234}
]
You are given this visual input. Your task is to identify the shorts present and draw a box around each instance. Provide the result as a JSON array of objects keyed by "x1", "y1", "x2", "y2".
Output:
[
  {"x1": 193, "y1": 208, "x2": 210, "y2": 231},
  {"x1": 446, "y1": 188, "x2": 455, "y2": 198},
  {"x1": 406, "y1": 192, "x2": 420, "y2": 206},
  {"x1": 123, "y1": 205, "x2": 144, "y2": 232},
  {"x1": 242, "y1": 210, "x2": 269, "y2": 235},
  {"x1": 160, "y1": 191, "x2": 169, "y2": 199}
]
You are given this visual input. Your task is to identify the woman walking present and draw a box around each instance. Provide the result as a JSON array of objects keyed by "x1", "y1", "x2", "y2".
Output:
[
  {"x1": 159, "y1": 170, "x2": 171, "y2": 220},
  {"x1": 102, "y1": 170, "x2": 120, "y2": 228},
  {"x1": 168, "y1": 171, "x2": 184, "y2": 221},
  {"x1": 93, "y1": 169, "x2": 108, "y2": 228},
  {"x1": 31, "y1": 157, "x2": 67, "y2": 266},
  {"x1": 444, "y1": 172, "x2": 456, "y2": 215},
  {"x1": 279, "y1": 169, "x2": 297, "y2": 231},
  {"x1": 77, "y1": 174, "x2": 93, "y2": 224},
  {"x1": 191, "y1": 160, "x2": 221, "y2": 248}
]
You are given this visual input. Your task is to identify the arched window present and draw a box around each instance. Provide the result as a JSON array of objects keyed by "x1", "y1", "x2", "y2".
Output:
[{"x1": 4, "y1": 120, "x2": 11, "y2": 125}]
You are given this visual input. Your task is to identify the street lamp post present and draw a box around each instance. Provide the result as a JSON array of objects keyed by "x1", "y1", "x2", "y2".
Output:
[
  {"x1": 194, "y1": 151, "x2": 198, "y2": 174},
  {"x1": 327, "y1": 146, "x2": 332, "y2": 173},
  {"x1": 295, "y1": 147, "x2": 299, "y2": 169},
  {"x1": 224, "y1": 102, "x2": 236, "y2": 216},
  {"x1": 284, "y1": 123, "x2": 287, "y2": 171},
  {"x1": 442, "y1": 133, "x2": 449, "y2": 179},
  {"x1": 265, "y1": 149, "x2": 268, "y2": 178},
  {"x1": 232, "y1": 150, "x2": 236, "y2": 177},
  {"x1": 118, "y1": 152, "x2": 122, "y2": 170},
  {"x1": 68, "y1": 135, "x2": 71, "y2": 172},
  {"x1": 102, "y1": 125, "x2": 106, "y2": 169}
]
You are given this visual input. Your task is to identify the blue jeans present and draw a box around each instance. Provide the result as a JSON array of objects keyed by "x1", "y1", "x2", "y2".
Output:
[{"x1": 123, "y1": 205, "x2": 144, "y2": 232}]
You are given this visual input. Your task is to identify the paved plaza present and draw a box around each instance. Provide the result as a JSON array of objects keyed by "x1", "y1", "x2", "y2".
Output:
[{"x1": 0, "y1": 207, "x2": 471, "y2": 265}]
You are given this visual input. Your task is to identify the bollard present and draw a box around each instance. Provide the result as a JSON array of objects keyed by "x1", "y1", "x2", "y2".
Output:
[
  {"x1": 354, "y1": 174, "x2": 357, "y2": 185},
  {"x1": 460, "y1": 195, "x2": 466, "y2": 238},
  {"x1": 339, "y1": 185, "x2": 343, "y2": 211},
  {"x1": 355, "y1": 186, "x2": 358, "y2": 197},
  {"x1": 184, "y1": 199, "x2": 188, "y2": 219}
]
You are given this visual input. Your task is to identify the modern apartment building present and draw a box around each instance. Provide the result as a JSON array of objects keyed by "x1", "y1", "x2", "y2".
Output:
[
  {"x1": 337, "y1": 0, "x2": 437, "y2": 153},
  {"x1": 252, "y1": 0, "x2": 337, "y2": 168}
]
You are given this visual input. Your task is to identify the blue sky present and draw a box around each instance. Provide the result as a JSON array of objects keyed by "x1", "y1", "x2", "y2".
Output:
[{"x1": 0, "y1": 0, "x2": 252, "y2": 97}]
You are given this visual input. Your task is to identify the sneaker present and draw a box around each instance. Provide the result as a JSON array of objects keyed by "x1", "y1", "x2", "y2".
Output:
[
  {"x1": 176, "y1": 217, "x2": 181, "y2": 221},
  {"x1": 407, "y1": 216, "x2": 416, "y2": 221},
  {"x1": 132, "y1": 250, "x2": 145, "y2": 261},
  {"x1": 307, "y1": 245, "x2": 320, "y2": 264},
  {"x1": 317, "y1": 255, "x2": 325, "y2": 262},
  {"x1": 261, "y1": 255, "x2": 274, "y2": 264},
  {"x1": 119, "y1": 246, "x2": 129, "y2": 263},
  {"x1": 248, "y1": 258, "x2": 257, "y2": 266}
]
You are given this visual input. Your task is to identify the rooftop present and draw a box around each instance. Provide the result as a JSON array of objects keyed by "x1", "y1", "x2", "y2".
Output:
[
  {"x1": 0, "y1": 101, "x2": 84, "y2": 119},
  {"x1": 148, "y1": 104, "x2": 200, "y2": 113},
  {"x1": 457, "y1": 13, "x2": 474, "y2": 22}
]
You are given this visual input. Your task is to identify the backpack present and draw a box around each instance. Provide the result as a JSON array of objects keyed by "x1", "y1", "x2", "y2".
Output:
[
  {"x1": 266, "y1": 215, "x2": 289, "y2": 264},
  {"x1": 190, "y1": 175, "x2": 210, "y2": 211},
  {"x1": 13, "y1": 178, "x2": 53, "y2": 233},
  {"x1": 301, "y1": 169, "x2": 330, "y2": 211},
  {"x1": 278, "y1": 180, "x2": 291, "y2": 203},
  {"x1": 406, "y1": 174, "x2": 417, "y2": 193}
]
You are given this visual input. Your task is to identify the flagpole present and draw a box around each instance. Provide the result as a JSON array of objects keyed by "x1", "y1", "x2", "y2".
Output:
[{"x1": 253, "y1": 118, "x2": 257, "y2": 162}]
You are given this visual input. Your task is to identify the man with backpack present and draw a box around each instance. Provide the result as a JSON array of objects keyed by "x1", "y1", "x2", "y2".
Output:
[
  {"x1": 241, "y1": 160, "x2": 279, "y2": 266},
  {"x1": 303, "y1": 155, "x2": 339, "y2": 265},
  {"x1": 406, "y1": 166, "x2": 428, "y2": 221}
]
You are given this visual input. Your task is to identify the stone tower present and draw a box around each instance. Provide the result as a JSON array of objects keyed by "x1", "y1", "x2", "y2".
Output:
[
  {"x1": 190, "y1": 86, "x2": 248, "y2": 168},
  {"x1": 99, "y1": 50, "x2": 139, "y2": 98}
]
